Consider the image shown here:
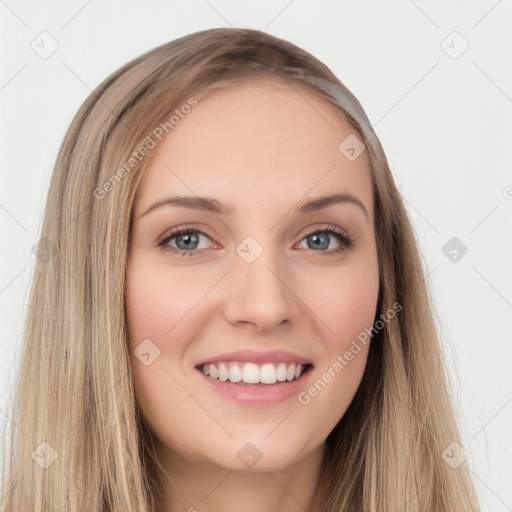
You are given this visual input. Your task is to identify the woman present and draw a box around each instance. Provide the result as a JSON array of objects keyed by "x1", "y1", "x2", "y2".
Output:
[{"x1": 0, "y1": 27, "x2": 481, "y2": 511}]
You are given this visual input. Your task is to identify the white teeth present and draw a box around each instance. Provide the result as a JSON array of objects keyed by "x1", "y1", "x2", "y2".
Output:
[
  {"x1": 200, "y1": 361, "x2": 307, "y2": 385},
  {"x1": 242, "y1": 362, "x2": 260, "y2": 384},
  {"x1": 286, "y1": 363, "x2": 296, "y2": 381},
  {"x1": 218, "y1": 363, "x2": 229, "y2": 382},
  {"x1": 260, "y1": 363, "x2": 276, "y2": 384},
  {"x1": 228, "y1": 364, "x2": 243, "y2": 383},
  {"x1": 276, "y1": 363, "x2": 287, "y2": 382}
]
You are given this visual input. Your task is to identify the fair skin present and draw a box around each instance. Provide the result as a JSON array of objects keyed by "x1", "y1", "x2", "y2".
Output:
[{"x1": 126, "y1": 79, "x2": 379, "y2": 512}]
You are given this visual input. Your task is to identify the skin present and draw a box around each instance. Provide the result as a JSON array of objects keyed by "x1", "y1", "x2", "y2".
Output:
[{"x1": 126, "y1": 78, "x2": 379, "y2": 512}]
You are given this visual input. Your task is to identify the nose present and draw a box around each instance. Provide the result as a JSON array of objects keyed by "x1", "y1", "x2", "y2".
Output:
[{"x1": 223, "y1": 247, "x2": 301, "y2": 333}]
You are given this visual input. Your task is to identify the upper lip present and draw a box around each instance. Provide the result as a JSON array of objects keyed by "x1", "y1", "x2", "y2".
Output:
[{"x1": 195, "y1": 349, "x2": 314, "y2": 368}]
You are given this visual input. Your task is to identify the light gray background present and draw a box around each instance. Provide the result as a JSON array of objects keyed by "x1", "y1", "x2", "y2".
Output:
[{"x1": 1, "y1": 1, "x2": 511, "y2": 509}]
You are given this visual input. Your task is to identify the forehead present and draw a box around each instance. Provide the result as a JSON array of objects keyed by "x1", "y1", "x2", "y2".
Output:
[{"x1": 134, "y1": 78, "x2": 373, "y2": 221}]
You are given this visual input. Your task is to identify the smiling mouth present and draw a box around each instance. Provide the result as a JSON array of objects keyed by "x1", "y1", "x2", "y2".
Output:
[{"x1": 196, "y1": 361, "x2": 313, "y2": 386}]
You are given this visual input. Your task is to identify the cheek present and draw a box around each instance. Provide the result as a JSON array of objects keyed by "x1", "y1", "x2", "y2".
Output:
[
  {"x1": 125, "y1": 257, "x2": 204, "y2": 345},
  {"x1": 306, "y1": 256, "x2": 380, "y2": 348},
  {"x1": 125, "y1": 257, "x2": 197, "y2": 437},
  {"x1": 125, "y1": 255, "x2": 218, "y2": 410},
  {"x1": 296, "y1": 273, "x2": 378, "y2": 440},
  {"x1": 126, "y1": 261, "x2": 167, "y2": 339},
  {"x1": 295, "y1": 255, "x2": 379, "y2": 419}
]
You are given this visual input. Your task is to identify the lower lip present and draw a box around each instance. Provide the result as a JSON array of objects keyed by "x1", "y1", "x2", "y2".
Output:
[{"x1": 197, "y1": 366, "x2": 313, "y2": 406}]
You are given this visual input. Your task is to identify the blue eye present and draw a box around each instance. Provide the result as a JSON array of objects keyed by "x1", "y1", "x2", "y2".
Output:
[
  {"x1": 158, "y1": 228, "x2": 213, "y2": 256},
  {"x1": 157, "y1": 224, "x2": 355, "y2": 257},
  {"x1": 299, "y1": 227, "x2": 355, "y2": 253}
]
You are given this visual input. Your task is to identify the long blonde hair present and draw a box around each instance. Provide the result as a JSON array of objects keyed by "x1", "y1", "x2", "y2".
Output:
[{"x1": 1, "y1": 27, "x2": 480, "y2": 511}]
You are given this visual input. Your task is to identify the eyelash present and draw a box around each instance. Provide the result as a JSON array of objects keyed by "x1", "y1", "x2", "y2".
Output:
[{"x1": 157, "y1": 224, "x2": 356, "y2": 257}]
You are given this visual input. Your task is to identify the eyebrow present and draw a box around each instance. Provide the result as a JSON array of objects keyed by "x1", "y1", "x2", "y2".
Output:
[{"x1": 140, "y1": 193, "x2": 369, "y2": 221}]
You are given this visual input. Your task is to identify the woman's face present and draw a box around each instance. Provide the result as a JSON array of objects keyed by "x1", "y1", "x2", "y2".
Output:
[{"x1": 126, "y1": 79, "x2": 379, "y2": 473}]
